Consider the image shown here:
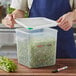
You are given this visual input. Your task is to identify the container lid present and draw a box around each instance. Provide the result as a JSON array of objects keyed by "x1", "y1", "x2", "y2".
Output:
[{"x1": 15, "y1": 17, "x2": 58, "y2": 30}]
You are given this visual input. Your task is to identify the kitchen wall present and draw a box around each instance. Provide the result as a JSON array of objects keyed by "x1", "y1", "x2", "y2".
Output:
[{"x1": 0, "y1": 0, "x2": 11, "y2": 5}]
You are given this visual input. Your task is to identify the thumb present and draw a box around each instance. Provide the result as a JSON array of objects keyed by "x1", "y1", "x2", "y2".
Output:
[
  {"x1": 6, "y1": 14, "x2": 13, "y2": 21},
  {"x1": 57, "y1": 17, "x2": 62, "y2": 23}
]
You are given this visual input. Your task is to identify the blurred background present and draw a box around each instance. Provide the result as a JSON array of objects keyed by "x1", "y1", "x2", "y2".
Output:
[
  {"x1": 0, "y1": 0, "x2": 17, "y2": 58},
  {"x1": 0, "y1": 0, "x2": 76, "y2": 59}
]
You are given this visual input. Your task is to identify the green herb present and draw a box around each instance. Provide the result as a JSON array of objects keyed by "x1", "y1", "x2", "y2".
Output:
[{"x1": 0, "y1": 56, "x2": 17, "y2": 72}]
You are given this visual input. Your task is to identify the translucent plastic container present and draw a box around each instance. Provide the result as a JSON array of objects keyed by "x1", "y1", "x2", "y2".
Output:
[{"x1": 16, "y1": 28, "x2": 57, "y2": 68}]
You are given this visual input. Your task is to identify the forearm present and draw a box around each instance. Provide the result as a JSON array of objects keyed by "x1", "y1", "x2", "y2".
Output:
[
  {"x1": 12, "y1": 9, "x2": 25, "y2": 18},
  {"x1": 72, "y1": 9, "x2": 76, "y2": 21},
  {"x1": 12, "y1": 9, "x2": 25, "y2": 15}
]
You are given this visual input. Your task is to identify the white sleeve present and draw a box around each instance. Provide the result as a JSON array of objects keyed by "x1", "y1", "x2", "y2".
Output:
[
  {"x1": 74, "y1": 0, "x2": 76, "y2": 9},
  {"x1": 10, "y1": 0, "x2": 28, "y2": 11}
]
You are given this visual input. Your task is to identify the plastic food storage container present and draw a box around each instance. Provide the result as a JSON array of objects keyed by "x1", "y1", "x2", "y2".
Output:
[{"x1": 15, "y1": 17, "x2": 58, "y2": 68}]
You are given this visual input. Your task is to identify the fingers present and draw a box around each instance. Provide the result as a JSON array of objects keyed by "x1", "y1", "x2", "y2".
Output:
[
  {"x1": 6, "y1": 14, "x2": 13, "y2": 21},
  {"x1": 57, "y1": 16, "x2": 72, "y2": 31},
  {"x1": 58, "y1": 22, "x2": 72, "y2": 31},
  {"x1": 2, "y1": 18, "x2": 14, "y2": 28},
  {"x1": 57, "y1": 17, "x2": 62, "y2": 23},
  {"x1": 2, "y1": 14, "x2": 15, "y2": 28},
  {"x1": 2, "y1": 10, "x2": 25, "y2": 28}
]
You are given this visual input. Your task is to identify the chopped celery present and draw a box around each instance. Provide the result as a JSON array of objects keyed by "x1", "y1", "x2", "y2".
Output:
[{"x1": 0, "y1": 56, "x2": 17, "y2": 72}]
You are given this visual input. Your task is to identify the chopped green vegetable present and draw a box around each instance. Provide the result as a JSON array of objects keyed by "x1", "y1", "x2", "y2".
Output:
[
  {"x1": 0, "y1": 56, "x2": 17, "y2": 72},
  {"x1": 17, "y1": 37, "x2": 56, "y2": 68}
]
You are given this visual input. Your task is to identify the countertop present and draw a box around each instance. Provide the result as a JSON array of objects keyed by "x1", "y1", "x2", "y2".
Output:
[{"x1": 0, "y1": 59, "x2": 76, "y2": 76}]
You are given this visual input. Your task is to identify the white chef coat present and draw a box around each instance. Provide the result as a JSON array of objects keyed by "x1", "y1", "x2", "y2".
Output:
[{"x1": 11, "y1": 0, "x2": 76, "y2": 11}]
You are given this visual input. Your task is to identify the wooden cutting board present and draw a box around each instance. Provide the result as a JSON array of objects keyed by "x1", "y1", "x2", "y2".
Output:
[{"x1": 0, "y1": 59, "x2": 76, "y2": 76}]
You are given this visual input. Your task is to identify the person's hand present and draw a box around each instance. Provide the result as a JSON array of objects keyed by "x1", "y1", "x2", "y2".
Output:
[
  {"x1": 57, "y1": 12, "x2": 74, "y2": 31},
  {"x1": 2, "y1": 10, "x2": 25, "y2": 28},
  {"x1": 2, "y1": 14, "x2": 15, "y2": 28}
]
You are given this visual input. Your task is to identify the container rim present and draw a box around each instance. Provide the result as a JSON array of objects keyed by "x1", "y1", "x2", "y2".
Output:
[{"x1": 15, "y1": 28, "x2": 58, "y2": 34}]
